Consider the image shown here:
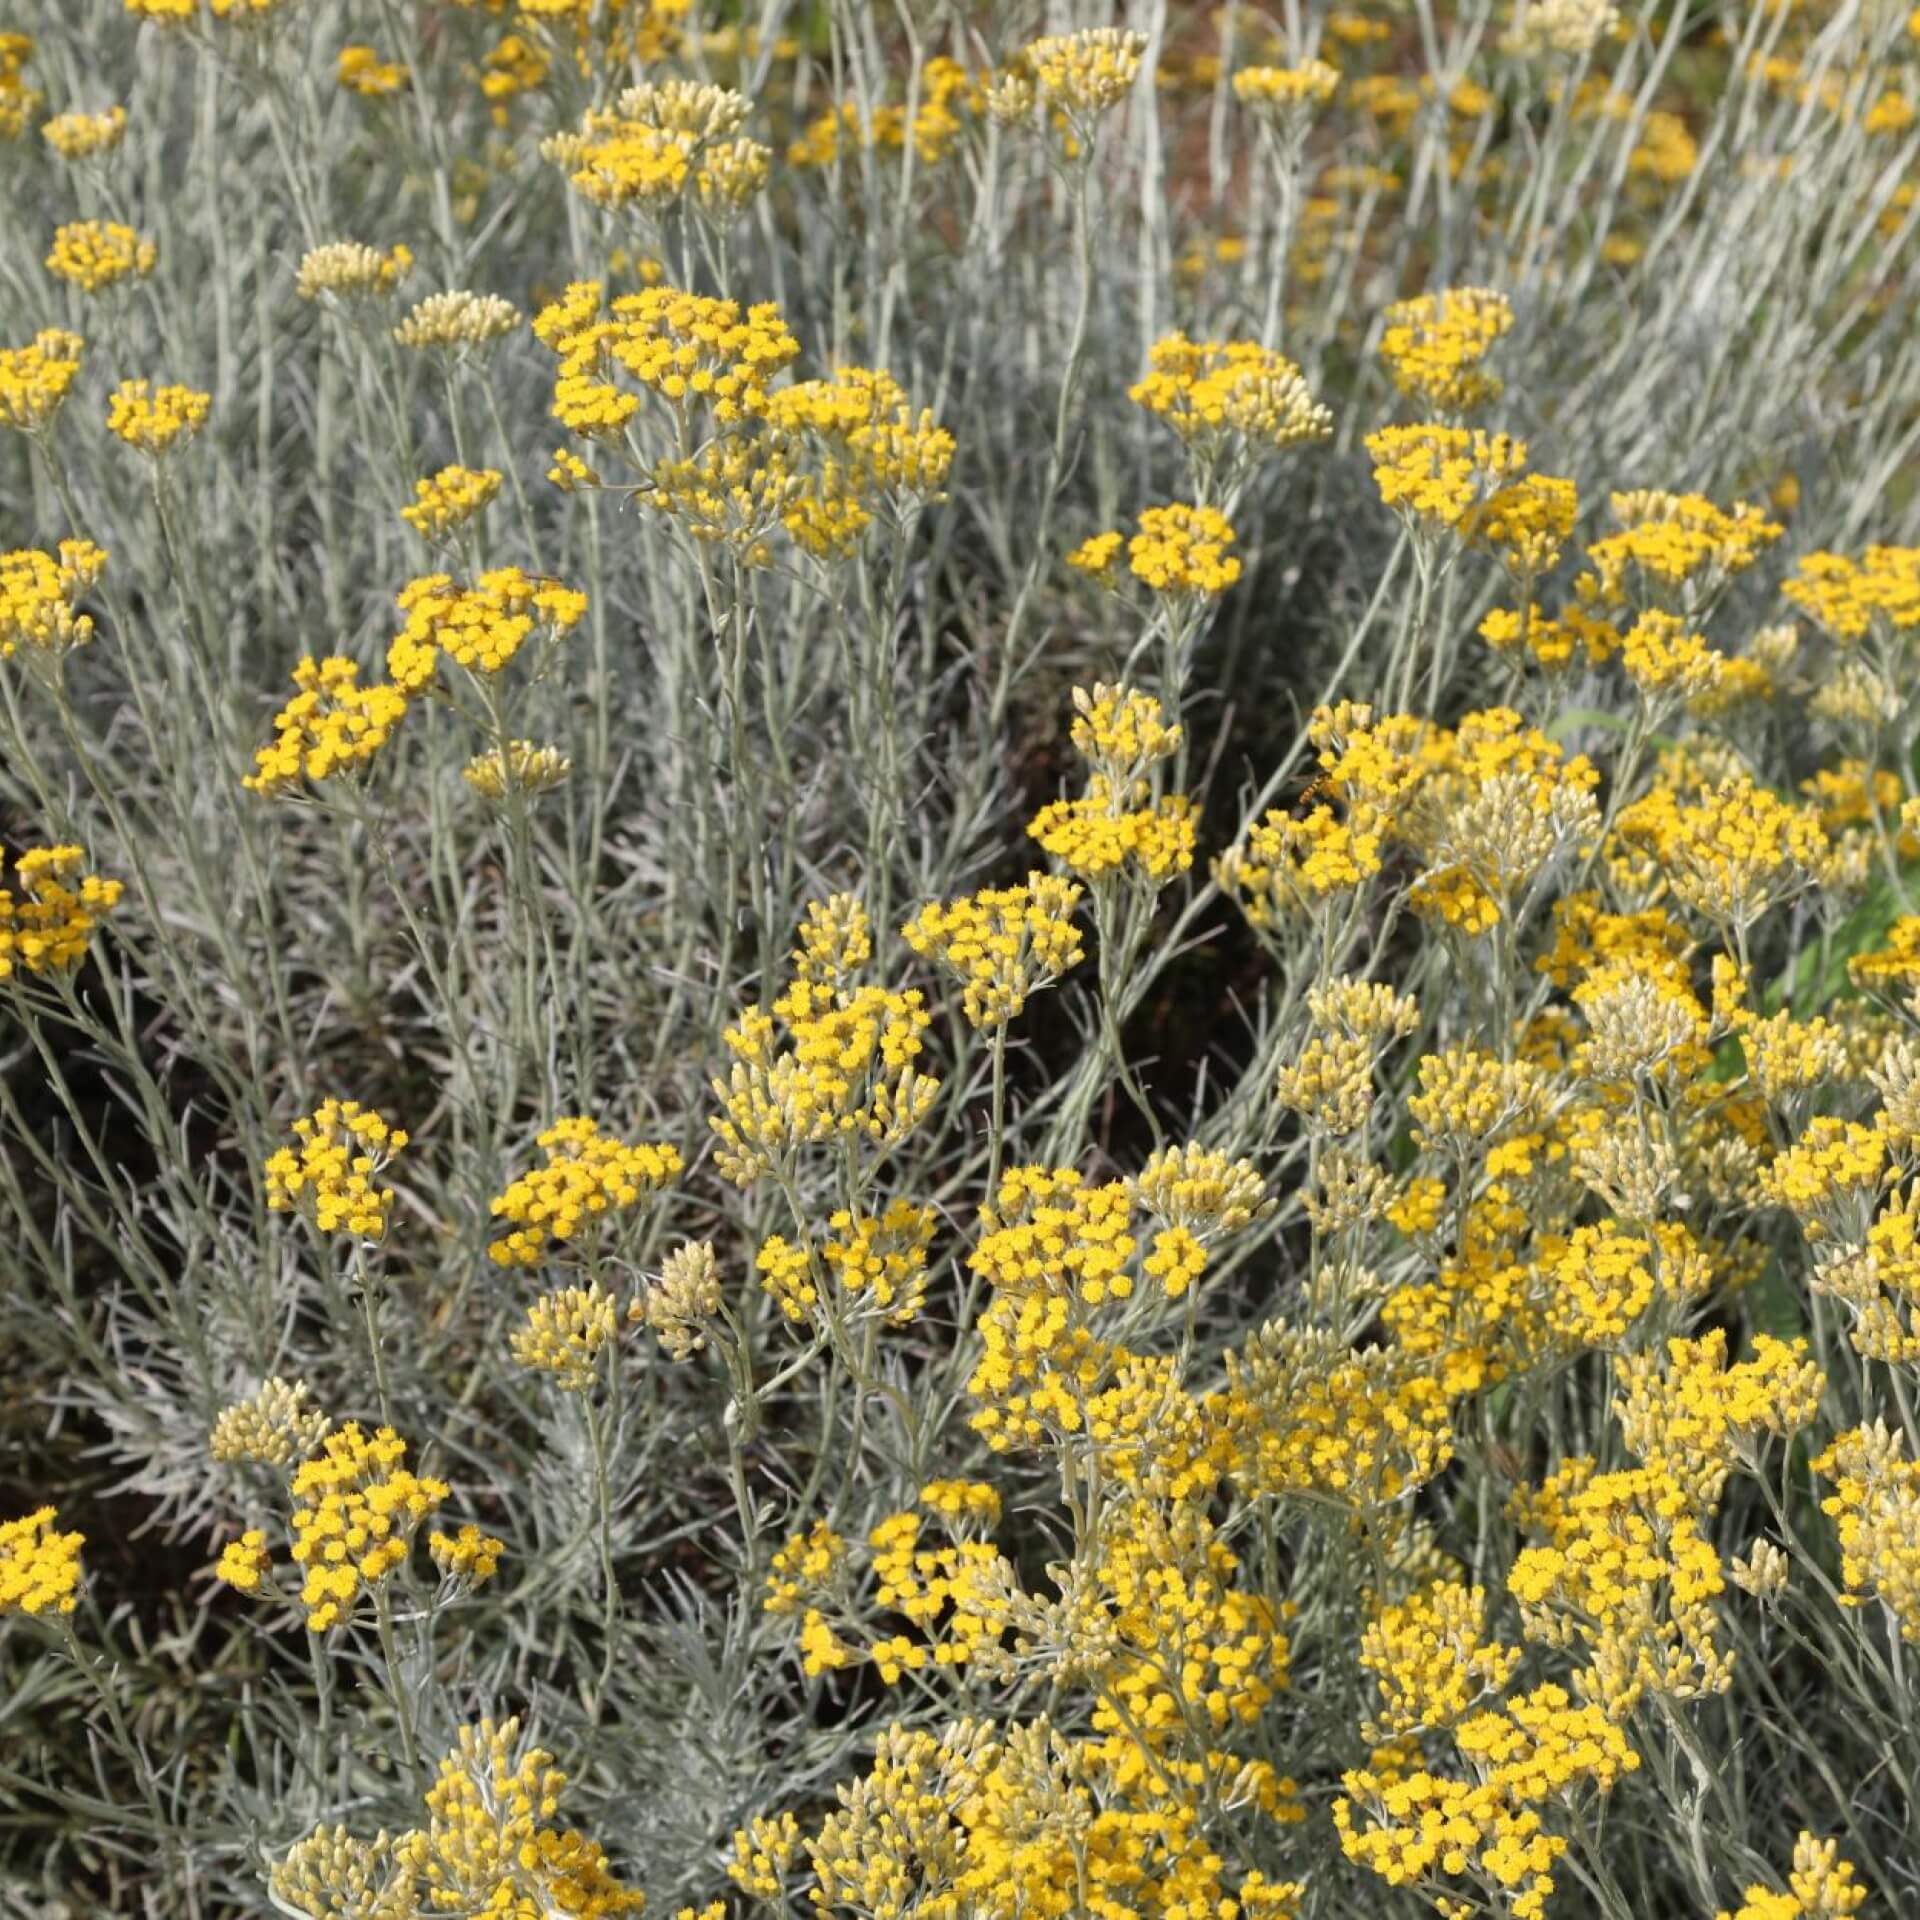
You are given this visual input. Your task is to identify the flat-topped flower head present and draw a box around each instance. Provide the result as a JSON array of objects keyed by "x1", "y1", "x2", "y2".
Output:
[
  {"x1": 244, "y1": 656, "x2": 408, "y2": 793},
  {"x1": 510, "y1": 1281, "x2": 618, "y2": 1390},
  {"x1": 1132, "y1": 1144, "x2": 1273, "y2": 1245},
  {"x1": 214, "y1": 1530, "x2": 272, "y2": 1595},
  {"x1": 400, "y1": 466, "x2": 502, "y2": 540},
  {"x1": 712, "y1": 898, "x2": 938, "y2": 1188},
  {"x1": 1025, "y1": 26, "x2": 1147, "y2": 119},
  {"x1": 1462, "y1": 470, "x2": 1579, "y2": 576},
  {"x1": 1028, "y1": 782, "x2": 1195, "y2": 887},
  {"x1": 766, "y1": 366, "x2": 955, "y2": 504},
  {"x1": 107, "y1": 379, "x2": 210, "y2": 456},
  {"x1": 1234, "y1": 59, "x2": 1341, "y2": 123},
  {"x1": 462, "y1": 740, "x2": 571, "y2": 800},
  {"x1": 1027, "y1": 684, "x2": 1193, "y2": 889},
  {"x1": 43, "y1": 106, "x2": 127, "y2": 160},
  {"x1": 210, "y1": 1377, "x2": 331, "y2": 1467},
  {"x1": 559, "y1": 83, "x2": 766, "y2": 219},
  {"x1": 1379, "y1": 287, "x2": 1514, "y2": 413},
  {"x1": 488, "y1": 1117, "x2": 682, "y2": 1266},
  {"x1": 0, "y1": 845, "x2": 122, "y2": 979},
  {"x1": 902, "y1": 874, "x2": 1085, "y2": 1029},
  {"x1": 337, "y1": 46, "x2": 408, "y2": 97},
  {"x1": 0, "y1": 1508, "x2": 84, "y2": 1618},
  {"x1": 1367, "y1": 423, "x2": 1529, "y2": 533},
  {"x1": 295, "y1": 240, "x2": 414, "y2": 302},
  {"x1": 1784, "y1": 543, "x2": 1920, "y2": 643},
  {"x1": 535, "y1": 281, "x2": 800, "y2": 437},
  {"x1": 0, "y1": 329, "x2": 85, "y2": 433},
  {"x1": 392, "y1": 290, "x2": 520, "y2": 354},
  {"x1": 1579, "y1": 489, "x2": 1782, "y2": 613},
  {"x1": 263, "y1": 1099, "x2": 408, "y2": 1240},
  {"x1": 427, "y1": 1525, "x2": 504, "y2": 1587},
  {"x1": 1, "y1": 540, "x2": 106, "y2": 660},
  {"x1": 46, "y1": 220, "x2": 155, "y2": 293},
  {"x1": 387, "y1": 568, "x2": 587, "y2": 693},
  {"x1": 1127, "y1": 502, "x2": 1242, "y2": 596},
  {"x1": 1131, "y1": 333, "x2": 1331, "y2": 454},
  {"x1": 396, "y1": 1717, "x2": 646, "y2": 1918},
  {"x1": 288, "y1": 1424, "x2": 448, "y2": 1631}
]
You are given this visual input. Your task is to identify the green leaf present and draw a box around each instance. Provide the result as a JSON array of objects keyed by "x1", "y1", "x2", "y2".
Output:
[{"x1": 1745, "y1": 1251, "x2": 1807, "y2": 1344}]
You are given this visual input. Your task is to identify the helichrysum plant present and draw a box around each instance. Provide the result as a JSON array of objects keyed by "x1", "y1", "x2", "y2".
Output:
[{"x1": 5, "y1": 0, "x2": 1920, "y2": 1915}]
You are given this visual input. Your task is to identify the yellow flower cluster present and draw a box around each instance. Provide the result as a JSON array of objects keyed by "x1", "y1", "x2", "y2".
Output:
[
  {"x1": 1070, "y1": 502, "x2": 1243, "y2": 598},
  {"x1": 765, "y1": 365, "x2": 956, "y2": 521},
  {"x1": 901, "y1": 874, "x2": 1084, "y2": 1029},
  {"x1": 1367, "y1": 423, "x2": 1529, "y2": 530},
  {"x1": 209, "y1": 1376, "x2": 331, "y2": 1467},
  {"x1": 710, "y1": 897, "x2": 938, "y2": 1187},
  {"x1": 1025, "y1": 26, "x2": 1148, "y2": 118},
  {"x1": 337, "y1": 46, "x2": 408, "y2": 97},
  {"x1": 244, "y1": 655, "x2": 409, "y2": 793},
  {"x1": 1813, "y1": 1421, "x2": 1920, "y2": 1642},
  {"x1": 1133, "y1": 1143, "x2": 1273, "y2": 1250},
  {"x1": 0, "y1": 32, "x2": 38, "y2": 140},
  {"x1": 1336, "y1": 1682, "x2": 1638, "y2": 1920},
  {"x1": 763, "y1": 1518, "x2": 846, "y2": 1617},
  {"x1": 488, "y1": 1117, "x2": 682, "y2": 1267},
  {"x1": 42, "y1": 105, "x2": 127, "y2": 158},
  {"x1": 561, "y1": 80, "x2": 768, "y2": 219},
  {"x1": 0, "y1": 328, "x2": 85, "y2": 432},
  {"x1": 510, "y1": 1281, "x2": 619, "y2": 1389},
  {"x1": 1783, "y1": 543, "x2": 1920, "y2": 642},
  {"x1": 1128, "y1": 333, "x2": 1332, "y2": 468},
  {"x1": 263, "y1": 1099, "x2": 409, "y2": 1241},
  {"x1": 1027, "y1": 683, "x2": 1195, "y2": 887},
  {"x1": 1462, "y1": 470, "x2": 1580, "y2": 576},
  {"x1": 1217, "y1": 803, "x2": 1384, "y2": 927},
  {"x1": 428, "y1": 1525, "x2": 504, "y2": 1585},
  {"x1": 0, "y1": 1507, "x2": 85, "y2": 1618},
  {"x1": 1614, "y1": 774, "x2": 1830, "y2": 933},
  {"x1": 0, "y1": 845, "x2": 123, "y2": 980},
  {"x1": 536, "y1": 280, "x2": 799, "y2": 436},
  {"x1": 287, "y1": 1424, "x2": 448, "y2": 1631},
  {"x1": 387, "y1": 567, "x2": 587, "y2": 693},
  {"x1": 1509, "y1": 1459, "x2": 1733, "y2": 1714},
  {"x1": 1614, "y1": 1329, "x2": 1824, "y2": 1511},
  {"x1": 1618, "y1": 606, "x2": 1725, "y2": 702},
  {"x1": 1233, "y1": 59, "x2": 1341, "y2": 117},
  {"x1": 790, "y1": 1712, "x2": 1300, "y2": 1919},
  {"x1": 1358, "y1": 1580, "x2": 1523, "y2": 1736},
  {"x1": 215, "y1": 1530, "x2": 272, "y2": 1594},
  {"x1": 294, "y1": 239, "x2": 414, "y2": 301},
  {"x1": 1479, "y1": 600, "x2": 1620, "y2": 670},
  {"x1": 1715, "y1": 1833, "x2": 1868, "y2": 1920},
  {"x1": 462, "y1": 739, "x2": 572, "y2": 799},
  {"x1": 274, "y1": 1719, "x2": 643, "y2": 1920},
  {"x1": 400, "y1": 465, "x2": 502, "y2": 539},
  {"x1": 392, "y1": 289, "x2": 521, "y2": 352},
  {"x1": 45, "y1": 219, "x2": 155, "y2": 292},
  {"x1": 811, "y1": 1202, "x2": 938, "y2": 1326},
  {"x1": 1, "y1": 538, "x2": 107, "y2": 659},
  {"x1": 1578, "y1": 488, "x2": 1782, "y2": 610},
  {"x1": 1214, "y1": 1323, "x2": 1457, "y2": 1508},
  {"x1": 106, "y1": 378, "x2": 210, "y2": 455},
  {"x1": 1378, "y1": 286, "x2": 1515, "y2": 413}
]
